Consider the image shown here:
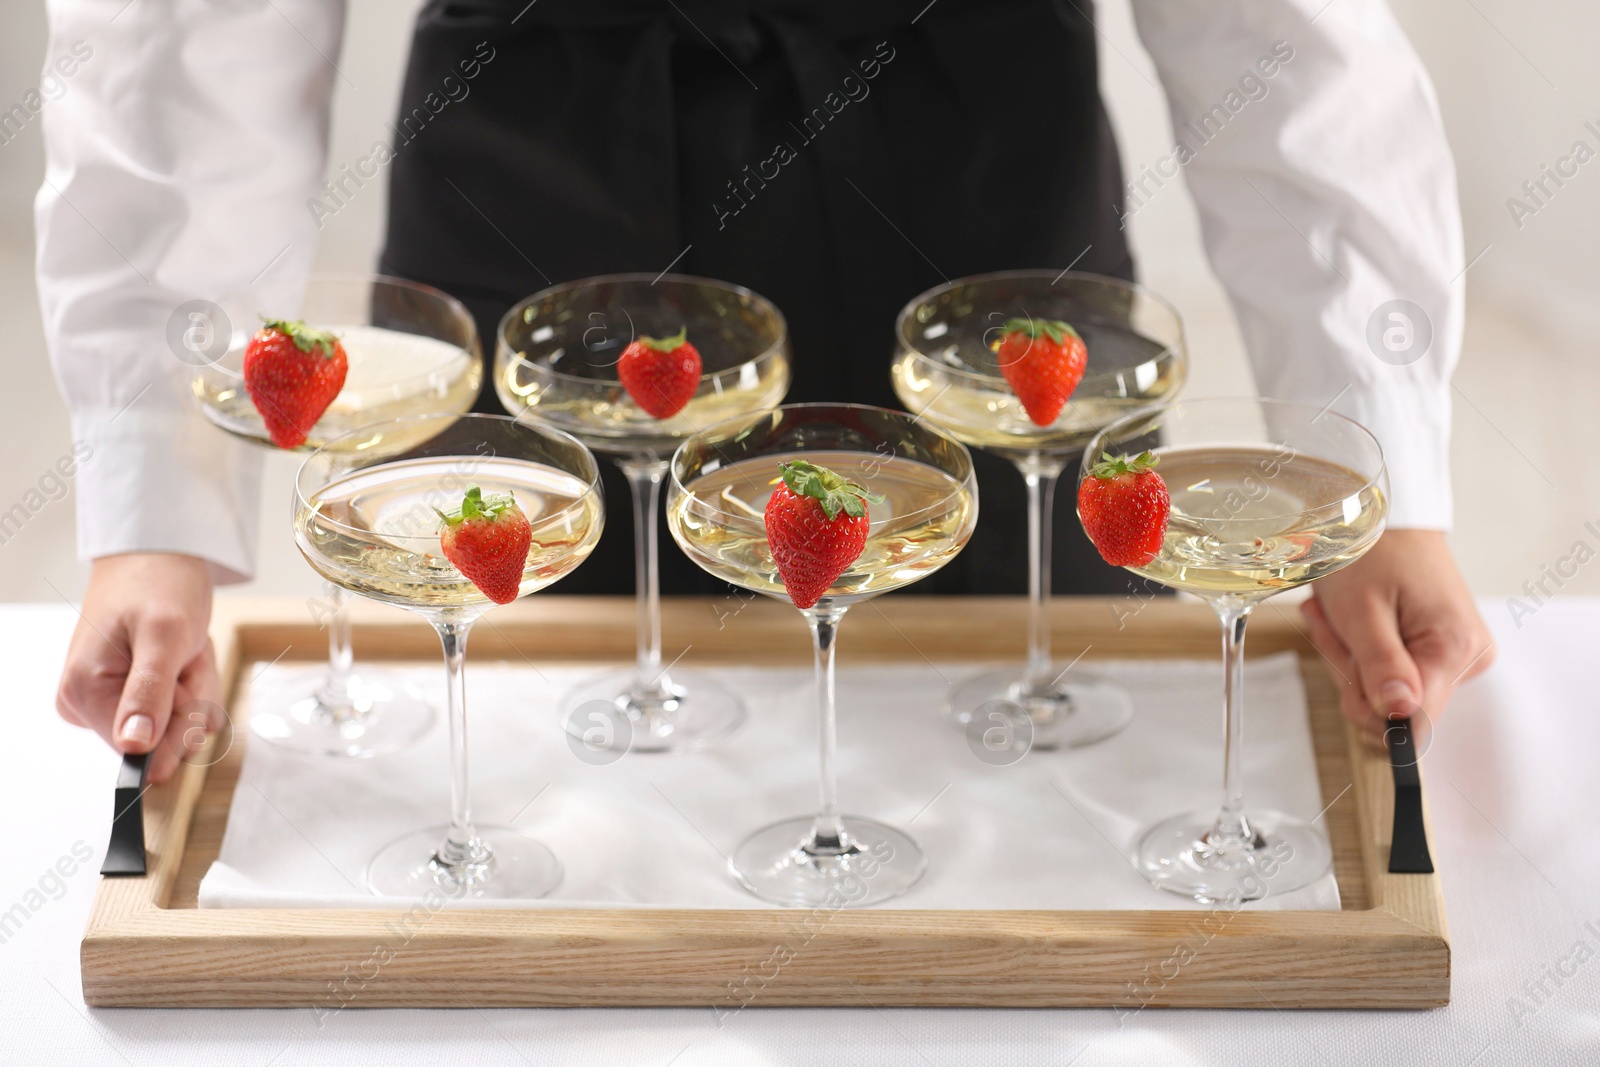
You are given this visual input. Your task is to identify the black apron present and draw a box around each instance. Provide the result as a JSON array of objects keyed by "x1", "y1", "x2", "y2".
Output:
[{"x1": 380, "y1": 0, "x2": 1148, "y2": 597}]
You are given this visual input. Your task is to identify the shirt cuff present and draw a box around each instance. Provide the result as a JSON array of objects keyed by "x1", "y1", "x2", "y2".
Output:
[
  {"x1": 1334, "y1": 382, "x2": 1452, "y2": 531},
  {"x1": 70, "y1": 406, "x2": 263, "y2": 584}
]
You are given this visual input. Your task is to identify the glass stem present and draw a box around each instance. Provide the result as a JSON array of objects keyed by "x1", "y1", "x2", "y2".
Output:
[
  {"x1": 804, "y1": 605, "x2": 852, "y2": 855},
  {"x1": 434, "y1": 617, "x2": 480, "y2": 868},
  {"x1": 316, "y1": 583, "x2": 355, "y2": 716},
  {"x1": 1022, "y1": 467, "x2": 1061, "y2": 692},
  {"x1": 1211, "y1": 597, "x2": 1257, "y2": 847},
  {"x1": 621, "y1": 459, "x2": 670, "y2": 704},
  {"x1": 311, "y1": 448, "x2": 358, "y2": 719}
]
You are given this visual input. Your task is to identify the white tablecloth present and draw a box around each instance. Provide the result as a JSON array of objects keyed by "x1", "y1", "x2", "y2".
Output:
[
  {"x1": 199, "y1": 655, "x2": 1337, "y2": 911},
  {"x1": 3, "y1": 597, "x2": 1597, "y2": 1066}
]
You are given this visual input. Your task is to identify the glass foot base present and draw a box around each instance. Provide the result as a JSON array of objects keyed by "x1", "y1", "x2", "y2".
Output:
[
  {"x1": 732, "y1": 815, "x2": 926, "y2": 908},
  {"x1": 247, "y1": 667, "x2": 435, "y2": 758},
  {"x1": 946, "y1": 666, "x2": 1133, "y2": 749},
  {"x1": 1136, "y1": 809, "x2": 1333, "y2": 904},
  {"x1": 365, "y1": 824, "x2": 563, "y2": 900},
  {"x1": 561, "y1": 669, "x2": 745, "y2": 755}
]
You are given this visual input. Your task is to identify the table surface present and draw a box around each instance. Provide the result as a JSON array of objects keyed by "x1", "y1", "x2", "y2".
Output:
[{"x1": 2, "y1": 596, "x2": 1595, "y2": 1066}]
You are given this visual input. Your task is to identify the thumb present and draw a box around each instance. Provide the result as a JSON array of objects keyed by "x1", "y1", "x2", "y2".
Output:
[
  {"x1": 1335, "y1": 595, "x2": 1424, "y2": 721},
  {"x1": 111, "y1": 615, "x2": 189, "y2": 754}
]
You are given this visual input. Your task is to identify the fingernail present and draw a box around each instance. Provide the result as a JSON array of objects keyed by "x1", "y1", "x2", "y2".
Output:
[
  {"x1": 119, "y1": 714, "x2": 154, "y2": 746},
  {"x1": 1378, "y1": 679, "x2": 1416, "y2": 708}
]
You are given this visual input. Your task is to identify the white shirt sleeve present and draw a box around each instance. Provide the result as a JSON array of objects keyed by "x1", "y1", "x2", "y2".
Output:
[
  {"x1": 1129, "y1": 0, "x2": 1463, "y2": 529},
  {"x1": 35, "y1": 0, "x2": 343, "y2": 581}
]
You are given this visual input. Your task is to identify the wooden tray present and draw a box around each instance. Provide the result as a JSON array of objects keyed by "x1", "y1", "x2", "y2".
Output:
[{"x1": 80, "y1": 596, "x2": 1448, "y2": 1009}]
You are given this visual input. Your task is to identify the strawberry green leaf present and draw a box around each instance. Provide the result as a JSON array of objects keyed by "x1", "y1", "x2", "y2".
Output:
[
  {"x1": 1000, "y1": 316, "x2": 1079, "y2": 347},
  {"x1": 435, "y1": 485, "x2": 519, "y2": 527},
  {"x1": 259, "y1": 316, "x2": 341, "y2": 359},
  {"x1": 638, "y1": 327, "x2": 689, "y2": 352},
  {"x1": 778, "y1": 460, "x2": 885, "y2": 521},
  {"x1": 1088, "y1": 450, "x2": 1159, "y2": 481}
]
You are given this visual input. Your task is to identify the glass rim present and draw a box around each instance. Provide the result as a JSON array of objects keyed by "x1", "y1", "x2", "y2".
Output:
[
  {"x1": 893, "y1": 268, "x2": 1188, "y2": 389},
  {"x1": 497, "y1": 272, "x2": 790, "y2": 389},
  {"x1": 1085, "y1": 395, "x2": 1390, "y2": 523},
  {"x1": 293, "y1": 411, "x2": 602, "y2": 538},
  {"x1": 669, "y1": 401, "x2": 976, "y2": 528},
  {"x1": 198, "y1": 272, "x2": 482, "y2": 389}
]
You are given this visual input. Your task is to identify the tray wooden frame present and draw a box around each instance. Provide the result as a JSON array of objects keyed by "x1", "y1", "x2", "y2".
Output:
[{"x1": 80, "y1": 596, "x2": 1448, "y2": 1009}]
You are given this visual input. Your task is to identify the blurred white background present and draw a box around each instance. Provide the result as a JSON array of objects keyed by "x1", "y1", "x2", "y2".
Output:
[{"x1": 0, "y1": 0, "x2": 1592, "y2": 615}]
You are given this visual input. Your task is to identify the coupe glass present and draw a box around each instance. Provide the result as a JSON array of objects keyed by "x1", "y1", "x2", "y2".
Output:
[
  {"x1": 668, "y1": 404, "x2": 978, "y2": 907},
  {"x1": 893, "y1": 270, "x2": 1187, "y2": 748},
  {"x1": 497, "y1": 274, "x2": 789, "y2": 754},
  {"x1": 1082, "y1": 398, "x2": 1388, "y2": 902},
  {"x1": 193, "y1": 275, "x2": 483, "y2": 757},
  {"x1": 294, "y1": 413, "x2": 604, "y2": 899}
]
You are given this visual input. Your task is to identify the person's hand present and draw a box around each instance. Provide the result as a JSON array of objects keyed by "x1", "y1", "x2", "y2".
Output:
[
  {"x1": 1300, "y1": 529, "x2": 1493, "y2": 741},
  {"x1": 56, "y1": 553, "x2": 222, "y2": 783}
]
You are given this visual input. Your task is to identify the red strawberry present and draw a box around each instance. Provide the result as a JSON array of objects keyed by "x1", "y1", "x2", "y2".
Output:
[
  {"x1": 243, "y1": 319, "x2": 348, "y2": 448},
  {"x1": 995, "y1": 317, "x2": 1087, "y2": 426},
  {"x1": 763, "y1": 460, "x2": 883, "y2": 610},
  {"x1": 436, "y1": 486, "x2": 533, "y2": 604},
  {"x1": 618, "y1": 327, "x2": 701, "y2": 418},
  {"x1": 1077, "y1": 451, "x2": 1170, "y2": 567}
]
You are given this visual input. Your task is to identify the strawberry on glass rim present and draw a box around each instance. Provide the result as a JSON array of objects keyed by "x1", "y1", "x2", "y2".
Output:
[
  {"x1": 194, "y1": 277, "x2": 484, "y2": 765},
  {"x1": 1080, "y1": 397, "x2": 1389, "y2": 905},
  {"x1": 435, "y1": 485, "x2": 533, "y2": 605},
  {"x1": 893, "y1": 272, "x2": 1188, "y2": 752},
  {"x1": 1077, "y1": 450, "x2": 1170, "y2": 567},
  {"x1": 496, "y1": 277, "x2": 791, "y2": 759},
  {"x1": 294, "y1": 411, "x2": 605, "y2": 900},
  {"x1": 243, "y1": 318, "x2": 349, "y2": 449},
  {"x1": 994, "y1": 316, "x2": 1087, "y2": 427},
  {"x1": 618, "y1": 327, "x2": 702, "y2": 419},
  {"x1": 763, "y1": 460, "x2": 884, "y2": 609},
  {"x1": 666, "y1": 403, "x2": 978, "y2": 907}
]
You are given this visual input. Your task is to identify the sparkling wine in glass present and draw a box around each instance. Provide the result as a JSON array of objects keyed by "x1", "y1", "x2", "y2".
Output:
[
  {"x1": 892, "y1": 270, "x2": 1187, "y2": 748},
  {"x1": 668, "y1": 404, "x2": 978, "y2": 907},
  {"x1": 497, "y1": 274, "x2": 790, "y2": 754},
  {"x1": 192, "y1": 275, "x2": 484, "y2": 757},
  {"x1": 294, "y1": 413, "x2": 604, "y2": 899},
  {"x1": 1082, "y1": 397, "x2": 1388, "y2": 903}
]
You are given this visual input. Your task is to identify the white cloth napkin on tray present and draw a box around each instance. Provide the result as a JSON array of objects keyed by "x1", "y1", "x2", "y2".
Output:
[{"x1": 199, "y1": 651, "x2": 1340, "y2": 911}]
